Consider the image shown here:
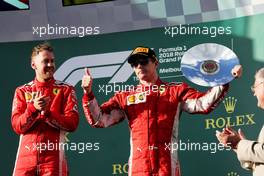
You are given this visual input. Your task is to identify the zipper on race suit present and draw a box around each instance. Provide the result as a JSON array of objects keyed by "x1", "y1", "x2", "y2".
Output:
[{"x1": 37, "y1": 150, "x2": 40, "y2": 176}]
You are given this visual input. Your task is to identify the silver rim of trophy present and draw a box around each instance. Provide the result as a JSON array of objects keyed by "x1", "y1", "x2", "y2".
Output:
[{"x1": 181, "y1": 43, "x2": 240, "y2": 87}]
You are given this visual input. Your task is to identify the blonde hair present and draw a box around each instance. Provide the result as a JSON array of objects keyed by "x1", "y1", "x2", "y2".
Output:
[
  {"x1": 31, "y1": 42, "x2": 53, "y2": 62},
  {"x1": 255, "y1": 68, "x2": 264, "y2": 80}
]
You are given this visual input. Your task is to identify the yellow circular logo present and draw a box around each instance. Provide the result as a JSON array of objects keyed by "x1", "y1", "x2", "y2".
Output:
[
  {"x1": 128, "y1": 95, "x2": 136, "y2": 103},
  {"x1": 25, "y1": 93, "x2": 32, "y2": 101},
  {"x1": 159, "y1": 87, "x2": 165, "y2": 94},
  {"x1": 138, "y1": 94, "x2": 144, "y2": 100}
]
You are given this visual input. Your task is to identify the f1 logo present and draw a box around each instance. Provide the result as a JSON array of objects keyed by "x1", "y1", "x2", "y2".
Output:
[
  {"x1": 54, "y1": 50, "x2": 134, "y2": 86},
  {"x1": 3, "y1": 0, "x2": 29, "y2": 9}
]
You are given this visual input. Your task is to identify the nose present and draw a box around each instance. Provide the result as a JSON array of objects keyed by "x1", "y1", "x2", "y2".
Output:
[
  {"x1": 47, "y1": 62, "x2": 54, "y2": 67},
  {"x1": 136, "y1": 63, "x2": 143, "y2": 69}
]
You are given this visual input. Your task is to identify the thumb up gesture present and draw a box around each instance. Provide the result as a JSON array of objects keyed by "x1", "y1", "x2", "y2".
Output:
[{"x1": 81, "y1": 68, "x2": 93, "y2": 94}]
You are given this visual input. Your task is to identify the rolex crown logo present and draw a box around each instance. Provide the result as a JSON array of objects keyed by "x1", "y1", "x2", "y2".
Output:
[
  {"x1": 223, "y1": 97, "x2": 237, "y2": 113},
  {"x1": 227, "y1": 171, "x2": 239, "y2": 176}
]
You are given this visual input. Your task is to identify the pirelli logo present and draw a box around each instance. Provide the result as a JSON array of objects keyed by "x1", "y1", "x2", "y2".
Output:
[{"x1": 132, "y1": 47, "x2": 149, "y2": 54}]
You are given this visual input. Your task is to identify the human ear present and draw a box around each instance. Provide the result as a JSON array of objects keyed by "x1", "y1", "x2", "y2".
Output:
[
  {"x1": 154, "y1": 61, "x2": 159, "y2": 68},
  {"x1": 31, "y1": 61, "x2": 36, "y2": 69}
]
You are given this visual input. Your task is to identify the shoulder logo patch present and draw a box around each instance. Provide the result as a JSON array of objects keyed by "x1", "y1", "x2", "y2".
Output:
[{"x1": 53, "y1": 88, "x2": 60, "y2": 95}]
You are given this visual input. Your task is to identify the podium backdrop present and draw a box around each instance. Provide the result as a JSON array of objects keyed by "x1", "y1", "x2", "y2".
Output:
[{"x1": 1, "y1": 7, "x2": 264, "y2": 176}]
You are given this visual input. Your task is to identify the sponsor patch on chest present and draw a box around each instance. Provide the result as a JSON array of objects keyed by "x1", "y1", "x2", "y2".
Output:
[
  {"x1": 127, "y1": 92, "x2": 147, "y2": 105},
  {"x1": 24, "y1": 92, "x2": 38, "y2": 102}
]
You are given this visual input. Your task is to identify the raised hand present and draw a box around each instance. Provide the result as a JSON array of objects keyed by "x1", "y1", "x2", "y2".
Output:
[
  {"x1": 238, "y1": 128, "x2": 246, "y2": 140},
  {"x1": 81, "y1": 68, "x2": 93, "y2": 94}
]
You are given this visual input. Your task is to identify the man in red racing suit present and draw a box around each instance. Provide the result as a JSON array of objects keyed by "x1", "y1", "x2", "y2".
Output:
[
  {"x1": 11, "y1": 43, "x2": 79, "y2": 176},
  {"x1": 81, "y1": 46, "x2": 242, "y2": 176}
]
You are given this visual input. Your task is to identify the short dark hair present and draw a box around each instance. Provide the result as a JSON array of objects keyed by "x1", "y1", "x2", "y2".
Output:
[{"x1": 31, "y1": 42, "x2": 53, "y2": 62}]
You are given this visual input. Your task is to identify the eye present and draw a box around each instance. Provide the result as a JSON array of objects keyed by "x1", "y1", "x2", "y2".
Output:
[
  {"x1": 42, "y1": 59, "x2": 49, "y2": 64},
  {"x1": 42, "y1": 58, "x2": 54, "y2": 64}
]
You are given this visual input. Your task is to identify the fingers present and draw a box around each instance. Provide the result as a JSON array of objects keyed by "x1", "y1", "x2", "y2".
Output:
[
  {"x1": 34, "y1": 91, "x2": 40, "y2": 99},
  {"x1": 238, "y1": 129, "x2": 246, "y2": 139},
  {"x1": 35, "y1": 91, "x2": 46, "y2": 100},
  {"x1": 232, "y1": 65, "x2": 242, "y2": 78},
  {"x1": 33, "y1": 91, "x2": 50, "y2": 111},
  {"x1": 81, "y1": 75, "x2": 91, "y2": 86},
  {"x1": 82, "y1": 68, "x2": 93, "y2": 94},
  {"x1": 215, "y1": 130, "x2": 221, "y2": 139},
  {"x1": 42, "y1": 96, "x2": 50, "y2": 102},
  {"x1": 221, "y1": 126, "x2": 231, "y2": 135},
  {"x1": 231, "y1": 66, "x2": 238, "y2": 76},
  {"x1": 216, "y1": 127, "x2": 241, "y2": 149},
  {"x1": 85, "y1": 68, "x2": 90, "y2": 76},
  {"x1": 215, "y1": 130, "x2": 221, "y2": 135},
  {"x1": 37, "y1": 97, "x2": 49, "y2": 106},
  {"x1": 215, "y1": 130, "x2": 223, "y2": 141},
  {"x1": 36, "y1": 91, "x2": 40, "y2": 98},
  {"x1": 232, "y1": 71, "x2": 238, "y2": 77},
  {"x1": 82, "y1": 68, "x2": 92, "y2": 87},
  {"x1": 225, "y1": 127, "x2": 235, "y2": 134},
  {"x1": 215, "y1": 130, "x2": 227, "y2": 145},
  {"x1": 38, "y1": 100, "x2": 47, "y2": 108}
]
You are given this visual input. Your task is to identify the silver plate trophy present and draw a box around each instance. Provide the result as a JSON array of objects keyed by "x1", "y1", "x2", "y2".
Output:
[{"x1": 181, "y1": 43, "x2": 240, "y2": 87}]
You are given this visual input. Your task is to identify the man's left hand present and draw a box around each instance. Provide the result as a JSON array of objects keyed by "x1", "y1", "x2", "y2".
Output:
[{"x1": 216, "y1": 127, "x2": 243, "y2": 149}]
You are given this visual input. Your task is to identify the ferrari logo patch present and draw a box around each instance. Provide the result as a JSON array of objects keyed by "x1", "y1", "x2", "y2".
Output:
[{"x1": 53, "y1": 88, "x2": 60, "y2": 95}]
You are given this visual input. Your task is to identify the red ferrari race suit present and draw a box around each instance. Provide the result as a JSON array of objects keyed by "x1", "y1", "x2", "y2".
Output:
[
  {"x1": 11, "y1": 78, "x2": 79, "y2": 176},
  {"x1": 82, "y1": 79, "x2": 228, "y2": 176}
]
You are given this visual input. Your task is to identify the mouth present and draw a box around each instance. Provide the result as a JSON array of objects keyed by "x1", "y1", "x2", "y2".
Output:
[
  {"x1": 138, "y1": 69, "x2": 146, "y2": 74},
  {"x1": 138, "y1": 72, "x2": 146, "y2": 77},
  {"x1": 45, "y1": 68, "x2": 54, "y2": 75},
  {"x1": 45, "y1": 69, "x2": 54, "y2": 75}
]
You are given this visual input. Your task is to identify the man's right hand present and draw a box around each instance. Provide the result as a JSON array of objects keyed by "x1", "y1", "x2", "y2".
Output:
[
  {"x1": 81, "y1": 68, "x2": 93, "y2": 94},
  {"x1": 33, "y1": 91, "x2": 50, "y2": 112}
]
